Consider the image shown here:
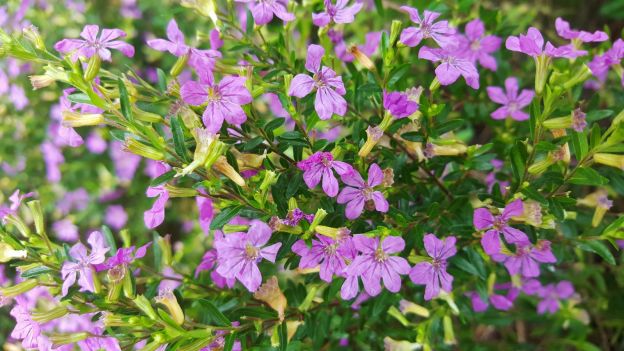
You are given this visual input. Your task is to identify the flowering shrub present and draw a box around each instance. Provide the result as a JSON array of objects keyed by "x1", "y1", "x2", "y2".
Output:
[{"x1": 1, "y1": 0, "x2": 624, "y2": 350}]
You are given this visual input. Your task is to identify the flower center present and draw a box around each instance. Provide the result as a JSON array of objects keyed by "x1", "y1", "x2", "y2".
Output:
[
  {"x1": 492, "y1": 215, "x2": 505, "y2": 230},
  {"x1": 206, "y1": 87, "x2": 221, "y2": 103},
  {"x1": 374, "y1": 247, "x2": 387, "y2": 262},
  {"x1": 470, "y1": 40, "x2": 481, "y2": 51},
  {"x1": 323, "y1": 242, "x2": 339, "y2": 256},
  {"x1": 420, "y1": 24, "x2": 432, "y2": 38},
  {"x1": 508, "y1": 101, "x2": 518, "y2": 112},
  {"x1": 320, "y1": 154, "x2": 332, "y2": 167},
  {"x1": 245, "y1": 244, "x2": 259, "y2": 261},
  {"x1": 362, "y1": 186, "x2": 374, "y2": 200}
]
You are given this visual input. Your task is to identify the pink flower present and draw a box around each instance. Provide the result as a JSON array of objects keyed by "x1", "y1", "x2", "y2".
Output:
[
  {"x1": 535, "y1": 280, "x2": 575, "y2": 314},
  {"x1": 54, "y1": 24, "x2": 135, "y2": 62},
  {"x1": 330, "y1": 31, "x2": 382, "y2": 62},
  {"x1": 383, "y1": 90, "x2": 419, "y2": 118},
  {"x1": 297, "y1": 151, "x2": 352, "y2": 197},
  {"x1": 474, "y1": 199, "x2": 529, "y2": 256},
  {"x1": 399, "y1": 7, "x2": 455, "y2": 48},
  {"x1": 555, "y1": 18, "x2": 608, "y2": 43},
  {"x1": 180, "y1": 70, "x2": 252, "y2": 133},
  {"x1": 110, "y1": 140, "x2": 141, "y2": 182},
  {"x1": 419, "y1": 45, "x2": 479, "y2": 89},
  {"x1": 214, "y1": 220, "x2": 281, "y2": 292},
  {"x1": 505, "y1": 27, "x2": 586, "y2": 58},
  {"x1": 486, "y1": 77, "x2": 534, "y2": 121},
  {"x1": 52, "y1": 218, "x2": 79, "y2": 242},
  {"x1": 312, "y1": 0, "x2": 362, "y2": 27},
  {"x1": 588, "y1": 39, "x2": 624, "y2": 86},
  {"x1": 291, "y1": 230, "x2": 356, "y2": 282},
  {"x1": 497, "y1": 240, "x2": 556, "y2": 278},
  {"x1": 409, "y1": 234, "x2": 456, "y2": 300},
  {"x1": 144, "y1": 185, "x2": 169, "y2": 229},
  {"x1": 196, "y1": 193, "x2": 214, "y2": 234},
  {"x1": 288, "y1": 44, "x2": 347, "y2": 120},
  {"x1": 235, "y1": 0, "x2": 295, "y2": 25},
  {"x1": 341, "y1": 235, "x2": 410, "y2": 299},
  {"x1": 337, "y1": 164, "x2": 389, "y2": 220},
  {"x1": 467, "y1": 283, "x2": 519, "y2": 312},
  {"x1": 10, "y1": 299, "x2": 40, "y2": 349},
  {"x1": 104, "y1": 205, "x2": 128, "y2": 230},
  {"x1": 456, "y1": 19, "x2": 501, "y2": 71},
  {"x1": 60, "y1": 231, "x2": 109, "y2": 296},
  {"x1": 147, "y1": 19, "x2": 221, "y2": 70}
]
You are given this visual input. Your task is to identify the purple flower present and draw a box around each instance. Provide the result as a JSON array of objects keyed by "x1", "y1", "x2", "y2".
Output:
[
  {"x1": 41, "y1": 141, "x2": 64, "y2": 183},
  {"x1": 297, "y1": 151, "x2": 352, "y2": 197},
  {"x1": 474, "y1": 199, "x2": 529, "y2": 255},
  {"x1": 235, "y1": 0, "x2": 294, "y2": 25},
  {"x1": 341, "y1": 235, "x2": 410, "y2": 299},
  {"x1": 292, "y1": 231, "x2": 356, "y2": 282},
  {"x1": 467, "y1": 283, "x2": 519, "y2": 312},
  {"x1": 456, "y1": 19, "x2": 501, "y2": 71},
  {"x1": 409, "y1": 233, "x2": 456, "y2": 300},
  {"x1": 60, "y1": 231, "x2": 109, "y2": 296},
  {"x1": 399, "y1": 7, "x2": 455, "y2": 48},
  {"x1": 383, "y1": 90, "x2": 419, "y2": 118},
  {"x1": 144, "y1": 185, "x2": 169, "y2": 229},
  {"x1": 0, "y1": 190, "x2": 34, "y2": 222},
  {"x1": 95, "y1": 243, "x2": 150, "y2": 272},
  {"x1": 419, "y1": 46, "x2": 479, "y2": 89},
  {"x1": 288, "y1": 44, "x2": 347, "y2": 120},
  {"x1": 10, "y1": 299, "x2": 40, "y2": 349},
  {"x1": 505, "y1": 27, "x2": 586, "y2": 58},
  {"x1": 104, "y1": 205, "x2": 128, "y2": 231},
  {"x1": 555, "y1": 18, "x2": 608, "y2": 43},
  {"x1": 52, "y1": 219, "x2": 79, "y2": 242},
  {"x1": 331, "y1": 31, "x2": 382, "y2": 62},
  {"x1": 10, "y1": 84, "x2": 28, "y2": 110},
  {"x1": 572, "y1": 108, "x2": 587, "y2": 132},
  {"x1": 180, "y1": 70, "x2": 252, "y2": 133},
  {"x1": 54, "y1": 24, "x2": 135, "y2": 62},
  {"x1": 196, "y1": 194, "x2": 214, "y2": 234},
  {"x1": 498, "y1": 240, "x2": 557, "y2": 278},
  {"x1": 337, "y1": 164, "x2": 389, "y2": 220},
  {"x1": 147, "y1": 19, "x2": 221, "y2": 70},
  {"x1": 196, "y1": 236, "x2": 236, "y2": 289},
  {"x1": 536, "y1": 280, "x2": 575, "y2": 314},
  {"x1": 86, "y1": 131, "x2": 107, "y2": 154},
  {"x1": 110, "y1": 140, "x2": 141, "y2": 182},
  {"x1": 485, "y1": 159, "x2": 509, "y2": 194},
  {"x1": 214, "y1": 220, "x2": 282, "y2": 292},
  {"x1": 588, "y1": 39, "x2": 624, "y2": 86},
  {"x1": 486, "y1": 77, "x2": 534, "y2": 121},
  {"x1": 312, "y1": 0, "x2": 363, "y2": 27}
]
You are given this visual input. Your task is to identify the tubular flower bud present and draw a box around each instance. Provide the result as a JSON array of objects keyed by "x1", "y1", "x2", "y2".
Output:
[
  {"x1": 383, "y1": 337, "x2": 422, "y2": 351},
  {"x1": 4, "y1": 215, "x2": 31, "y2": 238},
  {"x1": 155, "y1": 288, "x2": 185, "y2": 325},
  {"x1": 164, "y1": 185, "x2": 198, "y2": 198},
  {"x1": 177, "y1": 128, "x2": 217, "y2": 177},
  {"x1": 0, "y1": 243, "x2": 27, "y2": 262},
  {"x1": 133, "y1": 295, "x2": 158, "y2": 320},
  {"x1": 178, "y1": 106, "x2": 203, "y2": 130},
  {"x1": 534, "y1": 55, "x2": 552, "y2": 96},
  {"x1": 268, "y1": 216, "x2": 303, "y2": 234},
  {"x1": 232, "y1": 149, "x2": 267, "y2": 171},
  {"x1": 578, "y1": 191, "x2": 614, "y2": 227},
  {"x1": 22, "y1": 25, "x2": 45, "y2": 50},
  {"x1": 223, "y1": 224, "x2": 250, "y2": 233},
  {"x1": 305, "y1": 208, "x2": 328, "y2": 238},
  {"x1": 528, "y1": 153, "x2": 558, "y2": 175},
  {"x1": 29, "y1": 75, "x2": 55, "y2": 90},
  {"x1": 389, "y1": 20, "x2": 403, "y2": 46},
  {"x1": 543, "y1": 116, "x2": 572, "y2": 130},
  {"x1": 349, "y1": 45, "x2": 376, "y2": 71},
  {"x1": 0, "y1": 279, "x2": 38, "y2": 298},
  {"x1": 49, "y1": 332, "x2": 90, "y2": 345},
  {"x1": 31, "y1": 306, "x2": 69, "y2": 323},
  {"x1": 315, "y1": 225, "x2": 350, "y2": 239},
  {"x1": 512, "y1": 200, "x2": 543, "y2": 227},
  {"x1": 133, "y1": 107, "x2": 164, "y2": 123},
  {"x1": 424, "y1": 142, "x2": 467, "y2": 158},
  {"x1": 593, "y1": 153, "x2": 624, "y2": 170},
  {"x1": 358, "y1": 125, "x2": 384, "y2": 157},
  {"x1": 213, "y1": 156, "x2": 245, "y2": 187},
  {"x1": 170, "y1": 52, "x2": 190, "y2": 77},
  {"x1": 443, "y1": 315, "x2": 457, "y2": 345},
  {"x1": 124, "y1": 137, "x2": 165, "y2": 161},
  {"x1": 84, "y1": 54, "x2": 101, "y2": 81},
  {"x1": 399, "y1": 299, "x2": 430, "y2": 318},
  {"x1": 563, "y1": 64, "x2": 592, "y2": 90},
  {"x1": 253, "y1": 276, "x2": 287, "y2": 322},
  {"x1": 62, "y1": 111, "x2": 104, "y2": 127}
]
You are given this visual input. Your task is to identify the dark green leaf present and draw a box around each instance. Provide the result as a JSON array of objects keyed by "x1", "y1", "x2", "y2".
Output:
[
  {"x1": 21, "y1": 266, "x2": 54, "y2": 278},
  {"x1": 569, "y1": 167, "x2": 609, "y2": 186},
  {"x1": 510, "y1": 141, "x2": 527, "y2": 183},
  {"x1": 118, "y1": 78, "x2": 133, "y2": 121},
  {"x1": 156, "y1": 68, "x2": 167, "y2": 93},
  {"x1": 578, "y1": 240, "x2": 615, "y2": 265},
  {"x1": 150, "y1": 170, "x2": 176, "y2": 187},
  {"x1": 170, "y1": 115, "x2": 189, "y2": 161},
  {"x1": 210, "y1": 206, "x2": 244, "y2": 230},
  {"x1": 197, "y1": 299, "x2": 230, "y2": 326}
]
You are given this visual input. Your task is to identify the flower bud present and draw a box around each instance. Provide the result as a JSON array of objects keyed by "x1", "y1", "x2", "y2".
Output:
[
  {"x1": 534, "y1": 55, "x2": 552, "y2": 96},
  {"x1": 0, "y1": 279, "x2": 38, "y2": 298},
  {"x1": 563, "y1": 64, "x2": 592, "y2": 90},
  {"x1": 22, "y1": 25, "x2": 45, "y2": 50},
  {"x1": 383, "y1": 336, "x2": 422, "y2": 351},
  {"x1": 315, "y1": 225, "x2": 349, "y2": 239},
  {"x1": 349, "y1": 45, "x2": 376, "y2": 71},
  {"x1": 398, "y1": 299, "x2": 430, "y2": 318},
  {"x1": 26, "y1": 200, "x2": 45, "y2": 236},
  {"x1": 84, "y1": 54, "x2": 101, "y2": 81},
  {"x1": 254, "y1": 276, "x2": 287, "y2": 322},
  {"x1": 107, "y1": 265, "x2": 125, "y2": 302},
  {"x1": 124, "y1": 137, "x2": 165, "y2": 161},
  {"x1": 259, "y1": 170, "x2": 277, "y2": 191},
  {"x1": 133, "y1": 295, "x2": 158, "y2": 320},
  {"x1": 424, "y1": 142, "x2": 467, "y2": 158},
  {"x1": 213, "y1": 156, "x2": 245, "y2": 187},
  {"x1": 170, "y1": 52, "x2": 190, "y2": 77},
  {"x1": 31, "y1": 306, "x2": 68, "y2": 323},
  {"x1": 543, "y1": 116, "x2": 572, "y2": 130},
  {"x1": 133, "y1": 107, "x2": 164, "y2": 123},
  {"x1": 388, "y1": 305, "x2": 410, "y2": 326},
  {"x1": 223, "y1": 224, "x2": 250, "y2": 234},
  {"x1": 305, "y1": 208, "x2": 327, "y2": 238},
  {"x1": 593, "y1": 153, "x2": 624, "y2": 170},
  {"x1": 389, "y1": 20, "x2": 403, "y2": 46},
  {"x1": 358, "y1": 125, "x2": 384, "y2": 157},
  {"x1": 157, "y1": 236, "x2": 173, "y2": 266},
  {"x1": 528, "y1": 154, "x2": 556, "y2": 175},
  {"x1": 29, "y1": 75, "x2": 55, "y2": 90},
  {"x1": 4, "y1": 215, "x2": 31, "y2": 237},
  {"x1": 443, "y1": 315, "x2": 456, "y2": 345},
  {"x1": 164, "y1": 185, "x2": 198, "y2": 198},
  {"x1": 0, "y1": 243, "x2": 27, "y2": 262},
  {"x1": 155, "y1": 288, "x2": 185, "y2": 325},
  {"x1": 233, "y1": 149, "x2": 267, "y2": 171},
  {"x1": 49, "y1": 332, "x2": 89, "y2": 345},
  {"x1": 62, "y1": 111, "x2": 104, "y2": 127}
]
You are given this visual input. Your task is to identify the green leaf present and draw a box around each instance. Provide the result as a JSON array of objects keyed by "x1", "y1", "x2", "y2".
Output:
[
  {"x1": 156, "y1": 68, "x2": 167, "y2": 93},
  {"x1": 150, "y1": 170, "x2": 176, "y2": 187},
  {"x1": 223, "y1": 333, "x2": 236, "y2": 351},
  {"x1": 101, "y1": 225, "x2": 118, "y2": 254},
  {"x1": 435, "y1": 119, "x2": 464, "y2": 135},
  {"x1": 197, "y1": 299, "x2": 230, "y2": 326},
  {"x1": 400, "y1": 131, "x2": 422, "y2": 142},
  {"x1": 153, "y1": 232, "x2": 162, "y2": 271},
  {"x1": 578, "y1": 240, "x2": 616, "y2": 265},
  {"x1": 568, "y1": 167, "x2": 609, "y2": 186},
  {"x1": 210, "y1": 206, "x2": 244, "y2": 230},
  {"x1": 586, "y1": 109, "x2": 613, "y2": 122},
  {"x1": 570, "y1": 131, "x2": 588, "y2": 160},
  {"x1": 67, "y1": 93, "x2": 92, "y2": 104},
  {"x1": 509, "y1": 141, "x2": 527, "y2": 183},
  {"x1": 521, "y1": 185, "x2": 547, "y2": 204},
  {"x1": 589, "y1": 123, "x2": 601, "y2": 149},
  {"x1": 245, "y1": 8, "x2": 254, "y2": 35},
  {"x1": 118, "y1": 78, "x2": 133, "y2": 121},
  {"x1": 20, "y1": 266, "x2": 54, "y2": 278},
  {"x1": 170, "y1": 115, "x2": 189, "y2": 161},
  {"x1": 109, "y1": 130, "x2": 128, "y2": 142},
  {"x1": 602, "y1": 216, "x2": 624, "y2": 239},
  {"x1": 279, "y1": 322, "x2": 288, "y2": 350}
]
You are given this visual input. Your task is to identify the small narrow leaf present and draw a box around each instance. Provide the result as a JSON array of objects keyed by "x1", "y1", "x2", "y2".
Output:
[{"x1": 118, "y1": 78, "x2": 133, "y2": 121}]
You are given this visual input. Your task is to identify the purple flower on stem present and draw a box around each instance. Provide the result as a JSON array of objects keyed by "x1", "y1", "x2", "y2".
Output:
[
  {"x1": 473, "y1": 199, "x2": 529, "y2": 255},
  {"x1": 588, "y1": 39, "x2": 624, "y2": 86},
  {"x1": 104, "y1": 205, "x2": 128, "y2": 231},
  {"x1": 399, "y1": 7, "x2": 455, "y2": 48},
  {"x1": 147, "y1": 19, "x2": 221, "y2": 70},
  {"x1": 312, "y1": 0, "x2": 363, "y2": 27},
  {"x1": 180, "y1": 70, "x2": 252, "y2": 133},
  {"x1": 196, "y1": 194, "x2": 214, "y2": 234},
  {"x1": 456, "y1": 19, "x2": 501, "y2": 71},
  {"x1": 341, "y1": 235, "x2": 410, "y2": 299},
  {"x1": 486, "y1": 77, "x2": 534, "y2": 121},
  {"x1": 144, "y1": 185, "x2": 169, "y2": 229},
  {"x1": 54, "y1": 24, "x2": 135, "y2": 62},
  {"x1": 60, "y1": 231, "x2": 109, "y2": 296},
  {"x1": 536, "y1": 280, "x2": 575, "y2": 314},
  {"x1": 337, "y1": 164, "x2": 389, "y2": 219},
  {"x1": 0, "y1": 190, "x2": 34, "y2": 221},
  {"x1": 110, "y1": 140, "x2": 141, "y2": 182},
  {"x1": 466, "y1": 283, "x2": 519, "y2": 312},
  {"x1": 498, "y1": 240, "x2": 556, "y2": 278},
  {"x1": 555, "y1": 18, "x2": 608, "y2": 43},
  {"x1": 505, "y1": 27, "x2": 585, "y2": 58},
  {"x1": 288, "y1": 44, "x2": 347, "y2": 120},
  {"x1": 95, "y1": 243, "x2": 150, "y2": 272},
  {"x1": 235, "y1": 0, "x2": 295, "y2": 25},
  {"x1": 572, "y1": 108, "x2": 587, "y2": 132},
  {"x1": 10, "y1": 299, "x2": 40, "y2": 349},
  {"x1": 331, "y1": 31, "x2": 382, "y2": 63},
  {"x1": 297, "y1": 151, "x2": 352, "y2": 197},
  {"x1": 419, "y1": 46, "x2": 479, "y2": 89},
  {"x1": 52, "y1": 219, "x2": 79, "y2": 242},
  {"x1": 214, "y1": 220, "x2": 281, "y2": 292},
  {"x1": 409, "y1": 233, "x2": 456, "y2": 300},
  {"x1": 196, "y1": 235, "x2": 236, "y2": 289},
  {"x1": 292, "y1": 231, "x2": 356, "y2": 282},
  {"x1": 485, "y1": 159, "x2": 509, "y2": 194},
  {"x1": 383, "y1": 90, "x2": 419, "y2": 118},
  {"x1": 41, "y1": 141, "x2": 64, "y2": 183}
]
